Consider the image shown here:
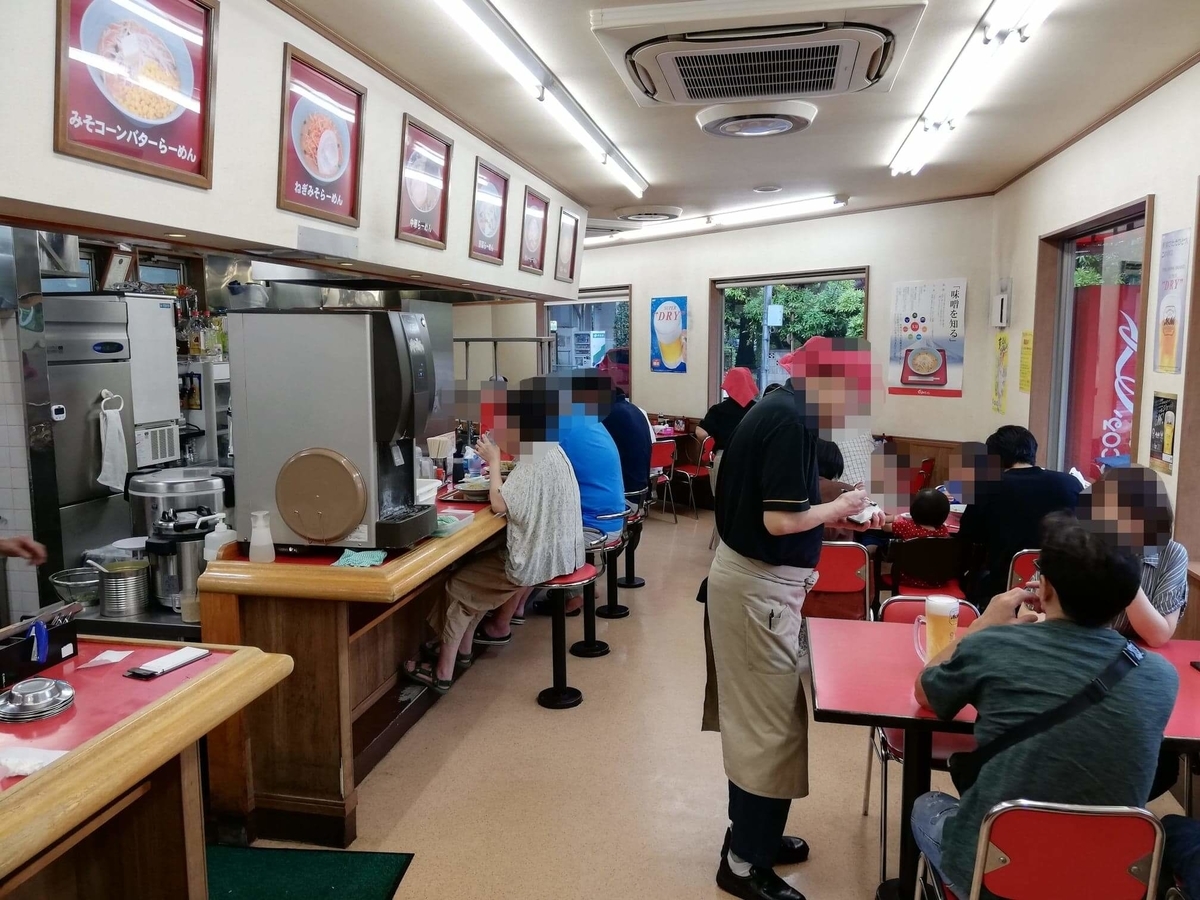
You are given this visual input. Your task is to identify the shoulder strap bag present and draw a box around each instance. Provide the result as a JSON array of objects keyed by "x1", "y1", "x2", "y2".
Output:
[{"x1": 949, "y1": 641, "x2": 1144, "y2": 793}]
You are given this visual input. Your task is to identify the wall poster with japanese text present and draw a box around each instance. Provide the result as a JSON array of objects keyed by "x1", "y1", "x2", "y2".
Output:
[
  {"x1": 277, "y1": 45, "x2": 365, "y2": 227},
  {"x1": 650, "y1": 296, "x2": 687, "y2": 374},
  {"x1": 519, "y1": 188, "x2": 549, "y2": 275},
  {"x1": 1154, "y1": 228, "x2": 1191, "y2": 374},
  {"x1": 887, "y1": 278, "x2": 967, "y2": 398},
  {"x1": 469, "y1": 158, "x2": 509, "y2": 265},
  {"x1": 1149, "y1": 392, "x2": 1178, "y2": 475},
  {"x1": 55, "y1": 0, "x2": 218, "y2": 188},
  {"x1": 397, "y1": 115, "x2": 453, "y2": 250}
]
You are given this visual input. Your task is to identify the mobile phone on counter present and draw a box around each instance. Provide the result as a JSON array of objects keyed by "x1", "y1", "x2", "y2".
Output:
[
  {"x1": 1190, "y1": 662, "x2": 1200, "y2": 674},
  {"x1": 125, "y1": 647, "x2": 210, "y2": 680}
]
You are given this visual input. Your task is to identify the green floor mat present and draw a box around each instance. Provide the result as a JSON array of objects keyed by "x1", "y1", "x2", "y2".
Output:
[{"x1": 207, "y1": 846, "x2": 412, "y2": 899}]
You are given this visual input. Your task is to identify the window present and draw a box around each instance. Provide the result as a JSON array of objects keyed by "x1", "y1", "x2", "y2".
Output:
[
  {"x1": 716, "y1": 272, "x2": 867, "y2": 392},
  {"x1": 138, "y1": 257, "x2": 185, "y2": 285},
  {"x1": 1049, "y1": 216, "x2": 1146, "y2": 479},
  {"x1": 546, "y1": 286, "x2": 632, "y2": 397}
]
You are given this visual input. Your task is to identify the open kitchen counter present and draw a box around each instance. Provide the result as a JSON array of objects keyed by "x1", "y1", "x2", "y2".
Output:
[
  {"x1": 0, "y1": 637, "x2": 291, "y2": 899},
  {"x1": 197, "y1": 500, "x2": 506, "y2": 848}
]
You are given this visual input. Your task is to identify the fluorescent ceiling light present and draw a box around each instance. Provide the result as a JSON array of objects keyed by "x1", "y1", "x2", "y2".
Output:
[
  {"x1": 713, "y1": 195, "x2": 847, "y2": 226},
  {"x1": 889, "y1": 0, "x2": 1060, "y2": 176},
  {"x1": 432, "y1": 0, "x2": 648, "y2": 198}
]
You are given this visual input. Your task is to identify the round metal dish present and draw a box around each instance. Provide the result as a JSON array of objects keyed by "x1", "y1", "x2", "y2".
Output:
[{"x1": 0, "y1": 679, "x2": 75, "y2": 722}]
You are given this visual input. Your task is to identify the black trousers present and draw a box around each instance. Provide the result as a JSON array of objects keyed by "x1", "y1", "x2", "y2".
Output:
[{"x1": 728, "y1": 780, "x2": 791, "y2": 869}]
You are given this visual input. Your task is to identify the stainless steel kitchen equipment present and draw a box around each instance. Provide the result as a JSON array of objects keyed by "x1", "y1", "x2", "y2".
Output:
[
  {"x1": 99, "y1": 560, "x2": 150, "y2": 617},
  {"x1": 145, "y1": 513, "x2": 215, "y2": 612},
  {"x1": 125, "y1": 467, "x2": 233, "y2": 536},
  {"x1": 228, "y1": 309, "x2": 437, "y2": 549}
]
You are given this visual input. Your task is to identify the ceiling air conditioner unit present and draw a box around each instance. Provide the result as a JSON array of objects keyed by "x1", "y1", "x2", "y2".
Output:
[
  {"x1": 585, "y1": 219, "x2": 642, "y2": 239},
  {"x1": 591, "y1": 0, "x2": 925, "y2": 107}
]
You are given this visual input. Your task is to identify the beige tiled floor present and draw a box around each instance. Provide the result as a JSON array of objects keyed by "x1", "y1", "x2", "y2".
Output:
[{"x1": 313, "y1": 510, "x2": 1179, "y2": 899}]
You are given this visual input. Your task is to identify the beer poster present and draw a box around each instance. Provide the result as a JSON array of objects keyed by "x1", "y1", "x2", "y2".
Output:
[
  {"x1": 1149, "y1": 392, "x2": 1178, "y2": 475},
  {"x1": 887, "y1": 278, "x2": 968, "y2": 397},
  {"x1": 650, "y1": 296, "x2": 687, "y2": 373},
  {"x1": 1154, "y1": 229, "x2": 1191, "y2": 374}
]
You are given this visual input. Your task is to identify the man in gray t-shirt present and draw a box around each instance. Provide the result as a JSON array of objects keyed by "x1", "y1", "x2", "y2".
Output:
[{"x1": 912, "y1": 512, "x2": 1178, "y2": 894}]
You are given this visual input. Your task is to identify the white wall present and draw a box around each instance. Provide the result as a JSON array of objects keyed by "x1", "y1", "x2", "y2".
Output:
[
  {"x1": 582, "y1": 198, "x2": 998, "y2": 438},
  {"x1": 0, "y1": 0, "x2": 585, "y2": 298},
  {"x1": 993, "y1": 63, "x2": 1200, "y2": 500},
  {"x1": 452, "y1": 303, "x2": 540, "y2": 384}
]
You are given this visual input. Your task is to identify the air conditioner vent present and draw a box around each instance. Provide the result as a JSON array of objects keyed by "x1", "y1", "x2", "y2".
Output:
[{"x1": 674, "y1": 43, "x2": 842, "y2": 101}]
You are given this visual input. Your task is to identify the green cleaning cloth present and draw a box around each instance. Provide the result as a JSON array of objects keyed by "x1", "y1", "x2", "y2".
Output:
[{"x1": 332, "y1": 549, "x2": 388, "y2": 567}]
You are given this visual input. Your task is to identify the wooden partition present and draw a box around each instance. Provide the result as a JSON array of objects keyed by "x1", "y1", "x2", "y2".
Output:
[{"x1": 881, "y1": 435, "x2": 959, "y2": 491}]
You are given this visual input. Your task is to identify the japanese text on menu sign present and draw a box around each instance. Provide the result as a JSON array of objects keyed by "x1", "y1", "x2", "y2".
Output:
[
  {"x1": 60, "y1": 0, "x2": 211, "y2": 182},
  {"x1": 280, "y1": 49, "x2": 362, "y2": 223},
  {"x1": 887, "y1": 278, "x2": 968, "y2": 398},
  {"x1": 397, "y1": 117, "x2": 452, "y2": 249}
]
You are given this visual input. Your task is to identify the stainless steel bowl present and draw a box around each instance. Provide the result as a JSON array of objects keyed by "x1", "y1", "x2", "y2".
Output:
[
  {"x1": 10, "y1": 678, "x2": 61, "y2": 709},
  {"x1": 50, "y1": 568, "x2": 101, "y2": 607}
]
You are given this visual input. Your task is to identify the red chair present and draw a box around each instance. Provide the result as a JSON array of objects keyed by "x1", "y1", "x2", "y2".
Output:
[
  {"x1": 864, "y1": 595, "x2": 980, "y2": 884},
  {"x1": 673, "y1": 434, "x2": 715, "y2": 519},
  {"x1": 912, "y1": 457, "x2": 936, "y2": 494},
  {"x1": 806, "y1": 541, "x2": 872, "y2": 621},
  {"x1": 650, "y1": 441, "x2": 678, "y2": 523},
  {"x1": 917, "y1": 799, "x2": 1165, "y2": 900},
  {"x1": 1007, "y1": 549, "x2": 1040, "y2": 591}
]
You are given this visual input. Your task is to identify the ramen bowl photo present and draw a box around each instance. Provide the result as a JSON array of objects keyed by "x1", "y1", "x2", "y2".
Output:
[
  {"x1": 907, "y1": 347, "x2": 943, "y2": 376},
  {"x1": 291, "y1": 96, "x2": 351, "y2": 184},
  {"x1": 80, "y1": 0, "x2": 195, "y2": 127}
]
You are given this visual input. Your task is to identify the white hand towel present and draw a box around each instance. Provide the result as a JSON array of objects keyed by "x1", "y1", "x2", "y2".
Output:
[{"x1": 97, "y1": 406, "x2": 128, "y2": 491}]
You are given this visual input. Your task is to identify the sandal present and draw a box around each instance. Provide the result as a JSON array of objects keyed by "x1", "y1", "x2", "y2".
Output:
[
  {"x1": 473, "y1": 624, "x2": 512, "y2": 646},
  {"x1": 422, "y1": 640, "x2": 474, "y2": 671},
  {"x1": 404, "y1": 659, "x2": 452, "y2": 695},
  {"x1": 511, "y1": 614, "x2": 526, "y2": 626}
]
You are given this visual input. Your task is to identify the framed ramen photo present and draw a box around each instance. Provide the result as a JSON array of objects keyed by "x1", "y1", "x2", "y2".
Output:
[
  {"x1": 54, "y1": 0, "x2": 220, "y2": 188},
  {"x1": 469, "y1": 158, "x2": 509, "y2": 265},
  {"x1": 555, "y1": 209, "x2": 579, "y2": 283},
  {"x1": 519, "y1": 187, "x2": 549, "y2": 275},
  {"x1": 277, "y1": 45, "x2": 366, "y2": 227},
  {"x1": 397, "y1": 114, "x2": 453, "y2": 250}
]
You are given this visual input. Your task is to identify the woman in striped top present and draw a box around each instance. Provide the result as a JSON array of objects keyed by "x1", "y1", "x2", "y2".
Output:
[{"x1": 1084, "y1": 466, "x2": 1189, "y2": 647}]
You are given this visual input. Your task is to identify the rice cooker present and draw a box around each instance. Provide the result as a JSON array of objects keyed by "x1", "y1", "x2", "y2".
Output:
[{"x1": 125, "y1": 467, "x2": 234, "y2": 536}]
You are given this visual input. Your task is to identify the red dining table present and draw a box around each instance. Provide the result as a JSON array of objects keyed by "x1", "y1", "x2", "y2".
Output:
[{"x1": 807, "y1": 617, "x2": 1200, "y2": 900}]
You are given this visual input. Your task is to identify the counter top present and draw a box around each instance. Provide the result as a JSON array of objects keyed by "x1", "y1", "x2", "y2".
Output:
[
  {"x1": 196, "y1": 502, "x2": 506, "y2": 603},
  {"x1": 0, "y1": 636, "x2": 292, "y2": 879}
]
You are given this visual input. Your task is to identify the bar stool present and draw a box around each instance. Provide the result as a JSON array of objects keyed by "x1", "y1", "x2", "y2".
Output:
[
  {"x1": 595, "y1": 502, "x2": 637, "y2": 620},
  {"x1": 571, "y1": 529, "x2": 610, "y2": 659},
  {"x1": 617, "y1": 487, "x2": 649, "y2": 590},
  {"x1": 537, "y1": 562, "x2": 600, "y2": 710}
]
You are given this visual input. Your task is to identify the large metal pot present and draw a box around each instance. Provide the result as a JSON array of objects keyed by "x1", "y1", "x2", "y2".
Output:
[
  {"x1": 144, "y1": 512, "x2": 217, "y2": 614},
  {"x1": 125, "y1": 467, "x2": 234, "y2": 536}
]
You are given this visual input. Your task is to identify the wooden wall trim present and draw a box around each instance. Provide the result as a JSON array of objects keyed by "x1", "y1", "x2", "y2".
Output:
[{"x1": 1130, "y1": 195, "x2": 1156, "y2": 460}]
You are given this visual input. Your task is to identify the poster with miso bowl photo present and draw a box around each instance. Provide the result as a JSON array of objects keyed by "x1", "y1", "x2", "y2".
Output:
[
  {"x1": 887, "y1": 278, "x2": 967, "y2": 398},
  {"x1": 650, "y1": 296, "x2": 687, "y2": 374}
]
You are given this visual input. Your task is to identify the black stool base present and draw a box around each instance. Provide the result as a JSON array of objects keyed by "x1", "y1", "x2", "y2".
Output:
[
  {"x1": 537, "y1": 686, "x2": 583, "y2": 709},
  {"x1": 595, "y1": 604, "x2": 630, "y2": 619},
  {"x1": 616, "y1": 576, "x2": 645, "y2": 589},
  {"x1": 570, "y1": 639, "x2": 610, "y2": 658}
]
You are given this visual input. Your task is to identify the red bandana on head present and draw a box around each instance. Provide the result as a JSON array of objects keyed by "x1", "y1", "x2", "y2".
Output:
[{"x1": 721, "y1": 367, "x2": 759, "y2": 408}]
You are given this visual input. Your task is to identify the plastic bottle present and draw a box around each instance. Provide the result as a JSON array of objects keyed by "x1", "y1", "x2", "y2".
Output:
[
  {"x1": 465, "y1": 447, "x2": 482, "y2": 477},
  {"x1": 202, "y1": 517, "x2": 238, "y2": 568},
  {"x1": 249, "y1": 510, "x2": 275, "y2": 563}
]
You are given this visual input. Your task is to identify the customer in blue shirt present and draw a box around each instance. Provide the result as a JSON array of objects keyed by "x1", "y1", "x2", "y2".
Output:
[{"x1": 602, "y1": 385, "x2": 653, "y2": 494}]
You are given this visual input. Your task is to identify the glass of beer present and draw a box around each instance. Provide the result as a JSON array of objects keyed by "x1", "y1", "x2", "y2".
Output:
[{"x1": 913, "y1": 595, "x2": 960, "y2": 662}]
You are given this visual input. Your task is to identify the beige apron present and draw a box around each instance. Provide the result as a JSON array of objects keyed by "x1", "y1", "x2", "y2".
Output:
[{"x1": 707, "y1": 541, "x2": 817, "y2": 799}]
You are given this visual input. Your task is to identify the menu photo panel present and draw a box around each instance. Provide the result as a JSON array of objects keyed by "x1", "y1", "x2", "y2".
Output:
[
  {"x1": 397, "y1": 115, "x2": 453, "y2": 250},
  {"x1": 519, "y1": 187, "x2": 549, "y2": 275},
  {"x1": 469, "y1": 158, "x2": 509, "y2": 265},
  {"x1": 555, "y1": 209, "x2": 579, "y2": 283},
  {"x1": 54, "y1": 0, "x2": 219, "y2": 188},
  {"x1": 276, "y1": 45, "x2": 365, "y2": 227}
]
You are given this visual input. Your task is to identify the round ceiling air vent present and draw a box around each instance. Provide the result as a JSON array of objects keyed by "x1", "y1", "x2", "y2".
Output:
[
  {"x1": 696, "y1": 101, "x2": 818, "y2": 138},
  {"x1": 614, "y1": 206, "x2": 683, "y2": 223}
]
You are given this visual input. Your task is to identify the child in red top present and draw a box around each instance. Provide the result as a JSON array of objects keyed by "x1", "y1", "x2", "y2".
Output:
[{"x1": 884, "y1": 488, "x2": 953, "y2": 589}]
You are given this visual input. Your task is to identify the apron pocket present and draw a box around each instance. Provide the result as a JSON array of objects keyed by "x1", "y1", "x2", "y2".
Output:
[{"x1": 744, "y1": 605, "x2": 800, "y2": 675}]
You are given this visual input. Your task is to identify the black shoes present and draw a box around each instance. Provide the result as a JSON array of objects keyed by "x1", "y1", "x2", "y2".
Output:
[
  {"x1": 716, "y1": 855, "x2": 806, "y2": 900},
  {"x1": 776, "y1": 835, "x2": 810, "y2": 866}
]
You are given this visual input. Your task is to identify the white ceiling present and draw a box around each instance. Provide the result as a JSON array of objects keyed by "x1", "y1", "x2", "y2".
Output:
[{"x1": 286, "y1": 0, "x2": 1200, "y2": 221}]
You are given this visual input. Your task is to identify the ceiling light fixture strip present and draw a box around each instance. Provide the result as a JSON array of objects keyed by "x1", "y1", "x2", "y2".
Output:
[
  {"x1": 889, "y1": 0, "x2": 1060, "y2": 177},
  {"x1": 435, "y1": 0, "x2": 648, "y2": 197}
]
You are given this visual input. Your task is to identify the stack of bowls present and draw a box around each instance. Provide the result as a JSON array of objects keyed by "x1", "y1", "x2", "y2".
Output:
[{"x1": 0, "y1": 677, "x2": 75, "y2": 722}]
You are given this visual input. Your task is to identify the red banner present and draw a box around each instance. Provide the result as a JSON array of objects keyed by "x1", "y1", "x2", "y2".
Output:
[{"x1": 58, "y1": 0, "x2": 213, "y2": 185}]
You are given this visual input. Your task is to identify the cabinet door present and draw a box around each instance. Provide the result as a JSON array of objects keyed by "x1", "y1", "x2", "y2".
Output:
[{"x1": 48, "y1": 361, "x2": 134, "y2": 506}]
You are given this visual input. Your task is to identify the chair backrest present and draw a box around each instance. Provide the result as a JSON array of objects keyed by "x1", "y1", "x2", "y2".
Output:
[
  {"x1": 890, "y1": 536, "x2": 963, "y2": 588},
  {"x1": 912, "y1": 458, "x2": 935, "y2": 494},
  {"x1": 877, "y1": 595, "x2": 979, "y2": 626},
  {"x1": 698, "y1": 435, "x2": 716, "y2": 467},
  {"x1": 1007, "y1": 549, "x2": 1040, "y2": 591},
  {"x1": 650, "y1": 440, "x2": 676, "y2": 470},
  {"x1": 806, "y1": 542, "x2": 871, "y2": 621},
  {"x1": 970, "y1": 800, "x2": 1164, "y2": 900}
]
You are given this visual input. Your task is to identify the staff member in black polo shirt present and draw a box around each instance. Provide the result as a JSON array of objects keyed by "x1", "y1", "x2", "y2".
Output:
[{"x1": 709, "y1": 337, "x2": 881, "y2": 900}]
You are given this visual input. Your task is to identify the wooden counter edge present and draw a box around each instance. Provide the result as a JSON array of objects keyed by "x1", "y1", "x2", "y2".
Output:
[
  {"x1": 0, "y1": 643, "x2": 293, "y2": 879},
  {"x1": 196, "y1": 508, "x2": 505, "y2": 603}
]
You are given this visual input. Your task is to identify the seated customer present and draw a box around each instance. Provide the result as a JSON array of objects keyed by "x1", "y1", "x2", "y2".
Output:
[
  {"x1": 697, "y1": 367, "x2": 759, "y2": 488},
  {"x1": 405, "y1": 385, "x2": 585, "y2": 692},
  {"x1": 957, "y1": 425, "x2": 1082, "y2": 607},
  {"x1": 602, "y1": 384, "x2": 653, "y2": 494},
  {"x1": 885, "y1": 488, "x2": 951, "y2": 540},
  {"x1": 911, "y1": 513, "x2": 1178, "y2": 896}
]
